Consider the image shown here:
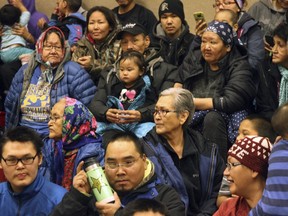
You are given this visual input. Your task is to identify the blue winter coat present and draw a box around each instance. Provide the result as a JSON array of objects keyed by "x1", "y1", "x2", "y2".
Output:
[
  {"x1": 0, "y1": 172, "x2": 67, "y2": 215},
  {"x1": 5, "y1": 51, "x2": 96, "y2": 130},
  {"x1": 142, "y1": 128, "x2": 225, "y2": 216}
]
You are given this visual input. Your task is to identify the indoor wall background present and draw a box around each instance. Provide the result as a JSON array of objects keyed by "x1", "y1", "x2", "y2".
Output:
[{"x1": 0, "y1": 0, "x2": 258, "y2": 33}]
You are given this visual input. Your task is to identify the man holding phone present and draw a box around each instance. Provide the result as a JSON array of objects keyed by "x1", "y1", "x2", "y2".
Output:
[{"x1": 151, "y1": 0, "x2": 194, "y2": 67}]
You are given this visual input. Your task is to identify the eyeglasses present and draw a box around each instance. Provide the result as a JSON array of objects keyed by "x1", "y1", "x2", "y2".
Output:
[
  {"x1": 213, "y1": 1, "x2": 236, "y2": 8},
  {"x1": 1, "y1": 154, "x2": 38, "y2": 166},
  {"x1": 153, "y1": 109, "x2": 178, "y2": 117},
  {"x1": 105, "y1": 156, "x2": 141, "y2": 170},
  {"x1": 49, "y1": 115, "x2": 63, "y2": 122},
  {"x1": 43, "y1": 45, "x2": 63, "y2": 52},
  {"x1": 226, "y1": 162, "x2": 242, "y2": 171}
]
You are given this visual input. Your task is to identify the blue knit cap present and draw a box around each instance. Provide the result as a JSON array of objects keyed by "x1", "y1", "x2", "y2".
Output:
[{"x1": 205, "y1": 21, "x2": 233, "y2": 46}]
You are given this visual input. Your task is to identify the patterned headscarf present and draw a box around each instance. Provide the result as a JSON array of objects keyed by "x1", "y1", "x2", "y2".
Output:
[
  {"x1": 54, "y1": 97, "x2": 100, "y2": 189},
  {"x1": 35, "y1": 26, "x2": 66, "y2": 83},
  {"x1": 205, "y1": 21, "x2": 234, "y2": 46}
]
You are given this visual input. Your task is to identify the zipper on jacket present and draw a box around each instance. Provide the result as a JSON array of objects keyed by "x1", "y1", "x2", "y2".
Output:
[
  {"x1": 206, "y1": 143, "x2": 217, "y2": 197},
  {"x1": 17, "y1": 198, "x2": 22, "y2": 216}
]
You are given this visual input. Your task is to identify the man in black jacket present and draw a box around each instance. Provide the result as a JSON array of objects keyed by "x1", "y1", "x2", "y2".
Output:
[
  {"x1": 151, "y1": 0, "x2": 195, "y2": 66},
  {"x1": 50, "y1": 132, "x2": 185, "y2": 216},
  {"x1": 88, "y1": 22, "x2": 178, "y2": 126}
]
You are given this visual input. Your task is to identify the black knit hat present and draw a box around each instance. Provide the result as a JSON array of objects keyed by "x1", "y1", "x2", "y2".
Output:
[{"x1": 158, "y1": 0, "x2": 185, "y2": 23}]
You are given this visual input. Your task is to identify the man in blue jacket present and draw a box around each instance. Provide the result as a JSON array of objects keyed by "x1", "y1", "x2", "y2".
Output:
[
  {"x1": 142, "y1": 88, "x2": 225, "y2": 216},
  {"x1": 0, "y1": 126, "x2": 67, "y2": 215}
]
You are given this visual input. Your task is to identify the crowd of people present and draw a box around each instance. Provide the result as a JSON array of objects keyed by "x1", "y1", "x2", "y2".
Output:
[{"x1": 0, "y1": 0, "x2": 288, "y2": 215}]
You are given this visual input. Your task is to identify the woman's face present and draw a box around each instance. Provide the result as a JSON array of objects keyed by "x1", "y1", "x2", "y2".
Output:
[
  {"x1": 201, "y1": 31, "x2": 231, "y2": 68},
  {"x1": 213, "y1": 0, "x2": 240, "y2": 13},
  {"x1": 41, "y1": 32, "x2": 64, "y2": 67},
  {"x1": 272, "y1": 35, "x2": 288, "y2": 68},
  {"x1": 88, "y1": 11, "x2": 111, "y2": 43},
  {"x1": 48, "y1": 100, "x2": 65, "y2": 141}
]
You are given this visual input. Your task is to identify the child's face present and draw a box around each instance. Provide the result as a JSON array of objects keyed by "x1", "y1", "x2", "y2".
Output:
[
  {"x1": 214, "y1": 12, "x2": 238, "y2": 31},
  {"x1": 119, "y1": 58, "x2": 143, "y2": 88},
  {"x1": 236, "y1": 119, "x2": 259, "y2": 141}
]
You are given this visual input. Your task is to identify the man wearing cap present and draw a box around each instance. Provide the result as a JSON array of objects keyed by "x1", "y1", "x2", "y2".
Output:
[
  {"x1": 152, "y1": 0, "x2": 195, "y2": 66},
  {"x1": 112, "y1": 0, "x2": 157, "y2": 37},
  {"x1": 89, "y1": 22, "x2": 178, "y2": 128},
  {"x1": 214, "y1": 136, "x2": 272, "y2": 216}
]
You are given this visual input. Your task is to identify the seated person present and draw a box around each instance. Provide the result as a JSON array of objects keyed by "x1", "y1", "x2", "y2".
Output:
[
  {"x1": 5, "y1": 26, "x2": 96, "y2": 134},
  {"x1": 4, "y1": 26, "x2": 96, "y2": 178},
  {"x1": 38, "y1": 0, "x2": 85, "y2": 50},
  {"x1": 50, "y1": 132, "x2": 185, "y2": 215},
  {"x1": 209, "y1": 0, "x2": 264, "y2": 73},
  {"x1": 88, "y1": 22, "x2": 177, "y2": 137},
  {"x1": 152, "y1": 0, "x2": 195, "y2": 66},
  {"x1": 256, "y1": 22, "x2": 288, "y2": 119},
  {"x1": 217, "y1": 114, "x2": 277, "y2": 207},
  {"x1": 0, "y1": 1, "x2": 34, "y2": 63},
  {"x1": 112, "y1": 0, "x2": 157, "y2": 37},
  {"x1": 214, "y1": 136, "x2": 272, "y2": 215},
  {"x1": 249, "y1": 102, "x2": 288, "y2": 215},
  {"x1": 122, "y1": 198, "x2": 169, "y2": 216},
  {"x1": 48, "y1": 97, "x2": 105, "y2": 190},
  {"x1": 22, "y1": 0, "x2": 49, "y2": 42},
  {"x1": 71, "y1": 6, "x2": 121, "y2": 85},
  {"x1": 177, "y1": 21, "x2": 256, "y2": 159},
  {"x1": 0, "y1": 126, "x2": 67, "y2": 215},
  {"x1": 142, "y1": 88, "x2": 225, "y2": 216},
  {"x1": 95, "y1": 50, "x2": 156, "y2": 138}
]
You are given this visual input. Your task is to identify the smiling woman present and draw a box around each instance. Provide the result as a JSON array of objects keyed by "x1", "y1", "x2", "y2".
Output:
[{"x1": 72, "y1": 6, "x2": 121, "y2": 86}]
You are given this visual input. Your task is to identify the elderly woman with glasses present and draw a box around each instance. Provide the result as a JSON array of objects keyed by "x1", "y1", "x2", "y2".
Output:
[
  {"x1": 4, "y1": 27, "x2": 96, "y2": 177},
  {"x1": 48, "y1": 97, "x2": 104, "y2": 190},
  {"x1": 5, "y1": 26, "x2": 96, "y2": 135},
  {"x1": 142, "y1": 88, "x2": 225, "y2": 215},
  {"x1": 177, "y1": 21, "x2": 256, "y2": 160}
]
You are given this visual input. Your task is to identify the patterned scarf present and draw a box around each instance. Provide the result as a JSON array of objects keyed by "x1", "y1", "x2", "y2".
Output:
[
  {"x1": 278, "y1": 66, "x2": 288, "y2": 106},
  {"x1": 35, "y1": 26, "x2": 65, "y2": 84},
  {"x1": 54, "y1": 97, "x2": 99, "y2": 189}
]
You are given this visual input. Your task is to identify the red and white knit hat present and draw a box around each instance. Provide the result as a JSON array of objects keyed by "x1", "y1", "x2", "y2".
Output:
[{"x1": 228, "y1": 136, "x2": 272, "y2": 178}]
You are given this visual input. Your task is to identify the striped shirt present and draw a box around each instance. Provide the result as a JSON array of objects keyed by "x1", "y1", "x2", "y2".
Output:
[{"x1": 249, "y1": 139, "x2": 288, "y2": 216}]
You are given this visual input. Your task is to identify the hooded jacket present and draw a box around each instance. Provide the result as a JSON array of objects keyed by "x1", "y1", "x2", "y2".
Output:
[
  {"x1": 21, "y1": 0, "x2": 49, "y2": 40},
  {"x1": 248, "y1": 0, "x2": 287, "y2": 36},
  {"x1": 5, "y1": 27, "x2": 96, "y2": 130},
  {"x1": 237, "y1": 12, "x2": 265, "y2": 71},
  {"x1": 0, "y1": 172, "x2": 67, "y2": 216},
  {"x1": 49, "y1": 12, "x2": 86, "y2": 47},
  {"x1": 152, "y1": 21, "x2": 195, "y2": 66}
]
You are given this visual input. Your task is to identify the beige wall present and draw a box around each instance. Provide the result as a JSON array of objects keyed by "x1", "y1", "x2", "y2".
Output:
[{"x1": 0, "y1": 0, "x2": 258, "y2": 33}]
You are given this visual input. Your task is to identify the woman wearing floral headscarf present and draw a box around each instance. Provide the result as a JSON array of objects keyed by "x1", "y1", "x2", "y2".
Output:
[{"x1": 49, "y1": 97, "x2": 104, "y2": 190}]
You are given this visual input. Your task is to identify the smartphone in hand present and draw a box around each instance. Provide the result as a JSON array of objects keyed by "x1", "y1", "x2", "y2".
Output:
[{"x1": 193, "y1": 11, "x2": 205, "y2": 22}]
